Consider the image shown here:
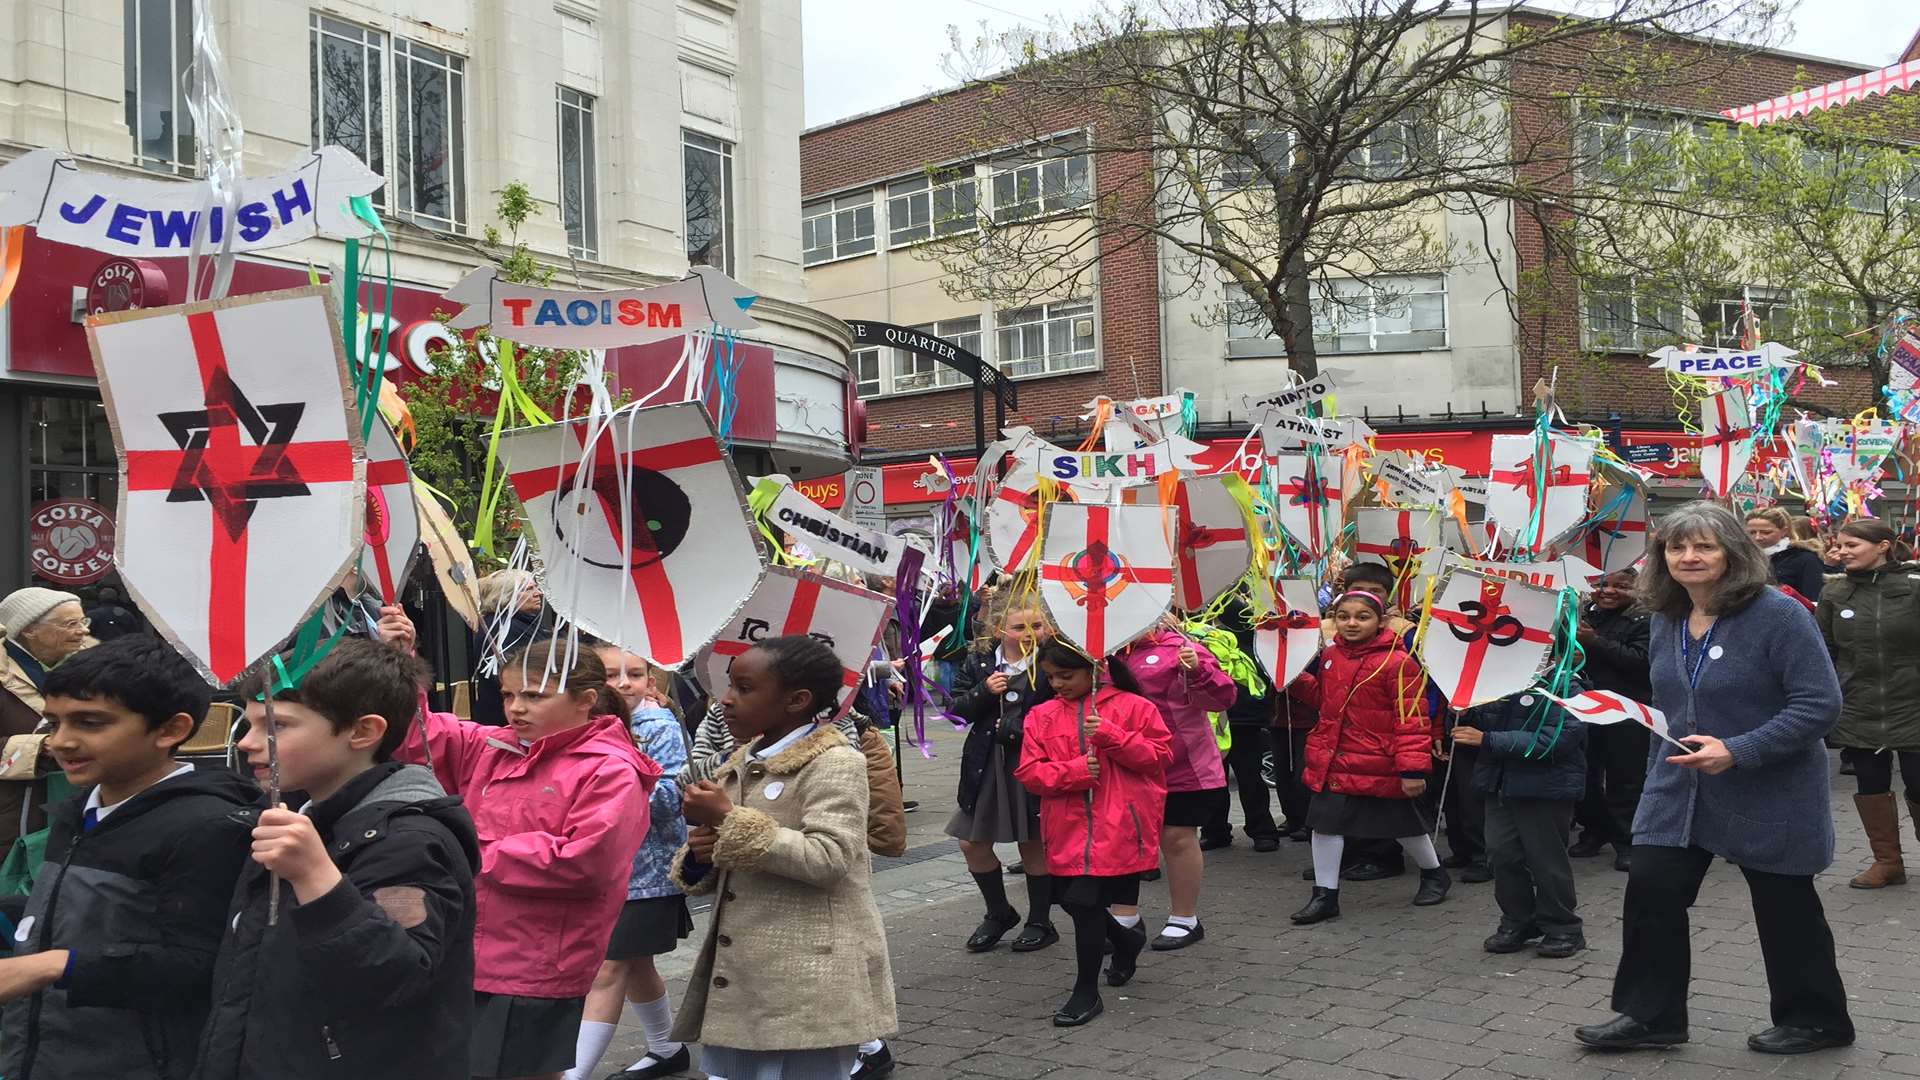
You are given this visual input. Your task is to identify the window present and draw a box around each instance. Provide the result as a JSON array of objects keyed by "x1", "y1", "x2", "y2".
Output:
[
  {"x1": 1707, "y1": 289, "x2": 1792, "y2": 349},
  {"x1": 889, "y1": 318, "x2": 980, "y2": 392},
  {"x1": 683, "y1": 131, "x2": 735, "y2": 275},
  {"x1": 1582, "y1": 277, "x2": 1682, "y2": 351},
  {"x1": 991, "y1": 143, "x2": 1091, "y2": 222},
  {"x1": 1221, "y1": 126, "x2": 1291, "y2": 189},
  {"x1": 1797, "y1": 291, "x2": 1867, "y2": 340},
  {"x1": 311, "y1": 16, "x2": 385, "y2": 204},
  {"x1": 802, "y1": 192, "x2": 875, "y2": 265},
  {"x1": 1579, "y1": 108, "x2": 1701, "y2": 191},
  {"x1": 996, "y1": 301, "x2": 1096, "y2": 377},
  {"x1": 393, "y1": 39, "x2": 467, "y2": 231},
  {"x1": 1800, "y1": 145, "x2": 1886, "y2": 214},
  {"x1": 852, "y1": 347, "x2": 882, "y2": 398},
  {"x1": 125, "y1": 0, "x2": 194, "y2": 174},
  {"x1": 1226, "y1": 287, "x2": 1271, "y2": 339},
  {"x1": 887, "y1": 172, "x2": 977, "y2": 247},
  {"x1": 1311, "y1": 274, "x2": 1448, "y2": 354},
  {"x1": 1347, "y1": 117, "x2": 1436, "y2": 179},
  {"x1": 557, "y1": 87, "x2": 598, "y2": 258}
]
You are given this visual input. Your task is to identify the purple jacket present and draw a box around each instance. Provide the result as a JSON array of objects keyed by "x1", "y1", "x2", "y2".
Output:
[{"x1": 1113, "y1": 628, "x2": 1236, "y2": 793}]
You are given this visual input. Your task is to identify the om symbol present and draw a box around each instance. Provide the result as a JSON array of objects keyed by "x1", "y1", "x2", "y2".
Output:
[{"x1": 1444, "y1": 600, "x2": 1525, "y2": 646}]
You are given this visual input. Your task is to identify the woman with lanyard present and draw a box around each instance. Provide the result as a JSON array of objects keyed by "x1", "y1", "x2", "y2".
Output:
[{"x1": 1575, "y1": 502, "x2": 1851, "y2": 1057}]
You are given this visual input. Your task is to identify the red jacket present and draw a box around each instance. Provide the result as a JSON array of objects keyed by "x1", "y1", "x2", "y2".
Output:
[
  {"x1": 401, "y1": 712, "x2": 659, "y2": 997},
  {"x1": 1289, "y1": 629, "x2": 1432, "y2": 800},
  {"x1": 1015, "y1": 685, "x2": 1174, "y2": 877}
]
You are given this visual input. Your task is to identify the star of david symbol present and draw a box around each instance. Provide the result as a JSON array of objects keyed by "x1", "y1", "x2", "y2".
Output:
[{"x1": 158, "y1": 369, "x2": 311, "y2": 542}]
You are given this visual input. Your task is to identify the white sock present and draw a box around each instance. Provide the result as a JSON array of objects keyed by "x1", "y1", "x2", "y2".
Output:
[
  {"x1": 623, "y1": 993, "x2": 681, "y2": 1062},
  {"x1": 1161, "y1": 913, "x2": 1198, "y2": 937},
  {"x1": 859, "y1": 1040, "x2": 885, "y2": 1055},
  {"x1": 1401, "y1": 833, "x2": 1442, "y2": 871},
  {"x1": 564, "y1": 1020, "x2": 615, "y2": 1080},
  {"x1": 1311, "y1": 832, "x2": 1345, "y2": 890},
  {"x1": 1112, "y1": 912, "x2": 1142, "y2": 929}
]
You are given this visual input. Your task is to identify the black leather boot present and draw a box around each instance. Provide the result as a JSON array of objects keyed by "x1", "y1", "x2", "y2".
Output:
[{"x1": 1290, "y1": 886, "x2": 1341, "y2": 924}]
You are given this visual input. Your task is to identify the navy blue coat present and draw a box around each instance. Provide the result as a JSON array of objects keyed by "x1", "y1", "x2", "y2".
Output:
[{"x1": 1466, "y1": 689, "x2": 1587, "y2": 801}]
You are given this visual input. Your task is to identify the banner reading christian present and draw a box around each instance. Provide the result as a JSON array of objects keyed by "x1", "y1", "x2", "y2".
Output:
[
  {"x1": 0, "y1": 147, "x2": 383, "y2": 256},
  {"x1": 769, "y1": 483, "x2": 904, "y2": 576},
  {"x1": 443, "y1": 264, "x2": 760, "y2": 348}
]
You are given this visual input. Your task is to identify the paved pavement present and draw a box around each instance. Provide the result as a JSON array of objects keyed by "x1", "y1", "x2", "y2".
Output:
[{"x1": 601, "y1": 722, "x2": 1920, "y2": 1080}]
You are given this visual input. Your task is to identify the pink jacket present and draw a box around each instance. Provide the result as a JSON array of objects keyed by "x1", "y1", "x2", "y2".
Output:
[
  {"x1": 401, "y1": 712, "x2": 659, "y2": 997},
  {"x1": 1113, "y1": 629, "x2": 1237, "y2": 793},
  {"x1": 1015, "y1": 686, "x2": 1173, "y2": 876}
]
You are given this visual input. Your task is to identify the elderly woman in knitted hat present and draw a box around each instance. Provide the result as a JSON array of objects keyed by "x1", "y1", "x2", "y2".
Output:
[{"x1": 0, "y1": 588, "x2": 88, "y2": 713}]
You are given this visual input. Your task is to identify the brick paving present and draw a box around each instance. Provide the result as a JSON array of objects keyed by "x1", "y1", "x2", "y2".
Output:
[{"x1": 602, "y1": 722, "x2": 1920, "y2": 1080}]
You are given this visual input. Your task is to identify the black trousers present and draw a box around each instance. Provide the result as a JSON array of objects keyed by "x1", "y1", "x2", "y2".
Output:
[
  {"x1": 1612, "y1": 845, "x2": 1852, "y2": 1036},
  {"x1": 1440, "y1": 746, "x2": 1485, "y2": 865},
  {"x1": 1203, "y1": 724, "x2": 1279, "y2": 841},
  {"x1": 1484, "y1": 796, "x2": 1579, "y2": 936},
  {"x1": 1574, "y1": 722, "x2": 1649, "y2": 845},
  {"x1": 1844, "y1": 747, "x2": 1920, "y2": 797}
]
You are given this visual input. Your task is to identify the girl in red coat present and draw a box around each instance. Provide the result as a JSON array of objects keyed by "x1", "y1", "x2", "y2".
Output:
[
  {"x1": 1014, "y1": 641, "x2": 1174, "y2": 1028},
  {"x1": 1287, "y1": 591, "x2": 1451, "y2": 925}
]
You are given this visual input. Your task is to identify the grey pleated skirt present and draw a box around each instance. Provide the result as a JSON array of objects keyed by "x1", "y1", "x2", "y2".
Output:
[{"x1": 944, "y1": 744, "x2": 1039, "y2": 844}]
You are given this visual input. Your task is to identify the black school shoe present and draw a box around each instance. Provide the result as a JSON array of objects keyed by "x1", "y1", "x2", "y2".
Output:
[
  {"x1": 617, "y1": 1044, "x2": 692, "y2": 1078},
  {"x1": 1150, "y1": 922, "x2": 1204, "y2": 951},
  {"x1": 1459, "y1": 862, "x2": 1494, "y2": 884},
  {"x1": 1199, "y1": 834, "x2": 1232, "y2": 851},
  {"x1": 1010, "y1": 922, "x2": 1059, "y2": 952},
  {"x1": 1536, "y1": 933, "x2": 1585, "y2": 958},
  {"x1": 849, "y1": 1043, "x2": 895, "y2": 1079},
  {"x1": 1053, "y1": 994, "x2": 1105, "y2": 1026},
  {"x1": 1290, "y1": 886, "x2": 1341, "y2": 924},
  {"x1": 1343, "y1": 861, "x2": 1405, "y2": 881},
  {"x1": 1747, "y1": 1026, "x2": 1854, "y2": 1054},
  {"x1": 965, "y1": 910, "x2": 1022, "y2": 952},
  {"x1": 1483, "y1": 925, "x2": 1542, "y2": 953},
  {"x1": 1574, "y1": 1014, "x2": 1688, "y2": 1050},
  {"x1": 1412, "y1": 867, "x2": 1452, "y2": 906},
  {"x1": 1252, "y1": 835, "x2": 1281, "y2": 853},
  {"x1": 1106, "y1": 921, "x2": 1148, "y2": 985}
]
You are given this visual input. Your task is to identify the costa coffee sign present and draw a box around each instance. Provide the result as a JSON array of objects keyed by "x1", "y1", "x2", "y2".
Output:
[
  {"x1": 28, "y1": 498, "x2": 115, "y2": 585},
  {"x1": 85, "y1": 257, "x2": 168, "y2": 316}
]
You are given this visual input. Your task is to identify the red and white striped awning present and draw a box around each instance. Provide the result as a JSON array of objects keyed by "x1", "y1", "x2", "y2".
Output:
[{"x1": 1722, "y1": 58, "x2": 1920, "y2": 126}]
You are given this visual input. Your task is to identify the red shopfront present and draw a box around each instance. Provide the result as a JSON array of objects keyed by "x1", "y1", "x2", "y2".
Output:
[{"x1": 2, "y1": 231, "x2": 818, "y2": 595}]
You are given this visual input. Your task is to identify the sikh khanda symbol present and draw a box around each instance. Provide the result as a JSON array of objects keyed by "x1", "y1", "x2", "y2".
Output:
[
  {"x1": 1055, "y1": 541, "x2": 1132, "y2": 607},
  {"x1": 1443, "y1": 598, "x2": 1526, "y2": 646}
]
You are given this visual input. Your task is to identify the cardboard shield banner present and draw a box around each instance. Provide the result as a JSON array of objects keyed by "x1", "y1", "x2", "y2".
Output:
[
  {"x1": 87, "y1": 286, "x2": 365, "y2": 685},
  {"x1": 698, "y1": 566, "x2": 891, "y2": 719},
  {"x1": 1352, "y1": 507, "x2": 1444, "y2": 610},
  {"x1": 1039, "y1": 503, "x2": 1173, "y2": 658},
  {"x1": 1420, "y1": 571, "x2": 1559, "y2": 708},
  {"x1": 1822, "y1": 418, "x2": 1902, "y2": 485},
  {"x1": 1170, "y1": 474, "x2": 1256, "y2": 611},
  {"x1": 1254, "y1": 576, "x2": 1323, "y2": 689},
  {"x1": 499, "y1": 402, "x2": 764, "y2": 668},
  {"x1": 415, "y1": 482, "x2": 481, "y2": 630},
  {"x1": 1699, "y1": 386, "x2": 1755, "y2": 497},
  {"x1": 1269, "y1": 452, "x2": 1347, "y2": 558},
  {"x1": 987, "y1": 458, "x2": 1076, "y2": 572},
  {"x1": 359, "y1": 418, "x2": 422, "y2": 604},
  {"x1": 1486, "y1": 434, "x2": 1594, "y2": 549},
  {"x1": 1576, "y1": 486, "x2": 1648, "y2": 574}
]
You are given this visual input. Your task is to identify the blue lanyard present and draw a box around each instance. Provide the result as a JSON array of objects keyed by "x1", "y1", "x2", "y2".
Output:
[{"x1": 1682, "y1": 623, "x2": 1716, "y2": 690}]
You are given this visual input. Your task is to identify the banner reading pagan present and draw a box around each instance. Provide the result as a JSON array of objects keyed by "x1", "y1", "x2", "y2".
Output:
[{"x1": 0, "y1": 147, "x2": 383, "y2": 256}]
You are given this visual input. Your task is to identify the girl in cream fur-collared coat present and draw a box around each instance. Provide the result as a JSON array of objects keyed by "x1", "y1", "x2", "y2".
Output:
[{"x1": 670, "y1": 636, "x2": 897, "y2": 1079}]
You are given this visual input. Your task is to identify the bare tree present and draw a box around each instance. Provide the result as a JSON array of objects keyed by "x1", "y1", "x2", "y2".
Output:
[{"x1": 923, "y1": 0, "x2": 1786, "y2": 380}]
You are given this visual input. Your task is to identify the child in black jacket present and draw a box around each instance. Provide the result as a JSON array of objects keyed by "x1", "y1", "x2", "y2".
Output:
[
  {"x1": 1454, "y1": 685, "x2": 1587, "y2": 960},
  {"x1": 196, "y1": 639, "x2": 478, "y2": 1080}
]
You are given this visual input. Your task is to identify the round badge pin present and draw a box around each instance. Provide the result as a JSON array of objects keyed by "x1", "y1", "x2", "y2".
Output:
[
  {"x1": 763, "y1": 781, "x2": 786, "y2": 801},
  {"x1": 1708, "y1": 645, "x2": 1724, "y2": 660},
  {"x1": 1841, "y1": 609, "x2": 1855, "y2": 620}
]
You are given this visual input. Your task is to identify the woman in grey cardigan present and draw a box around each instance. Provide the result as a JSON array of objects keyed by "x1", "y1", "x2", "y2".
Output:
[{"x1": 1575, "y1": 502, "x2": 1853, "y2": 1057}]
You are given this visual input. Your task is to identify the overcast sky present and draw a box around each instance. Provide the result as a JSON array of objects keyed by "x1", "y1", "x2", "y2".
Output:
[{"x1": 801, "y1": 0, "x2": 1901, "y2": 128}]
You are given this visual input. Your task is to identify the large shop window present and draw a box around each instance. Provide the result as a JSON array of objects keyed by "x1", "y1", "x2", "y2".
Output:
[
  {"x1": 557, "y1": 86, "x2": 599, "y2": 259},
  {"x1": 126, "y1": 0, "x2": 195, "y2": 175},
  {"x1": 684, "y1": 131, "x2": 736, "y2": 276},
  {"x1": 24, "y1": 396, "x2": 120, "y2": 591},
  {"x1": 393, "y1": 38, "x2": 468, "y2": 232},
  {"x1": 310, "y1": 14, "x2": 386, "y2": 206}
]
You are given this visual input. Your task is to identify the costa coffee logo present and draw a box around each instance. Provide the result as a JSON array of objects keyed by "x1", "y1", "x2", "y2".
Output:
[
  {"x1": 86, "y1": 258, "x2": 168, "y2": 315},
  {"x1": 27, "y1": 498, "x2": 115, "y2": 585}
]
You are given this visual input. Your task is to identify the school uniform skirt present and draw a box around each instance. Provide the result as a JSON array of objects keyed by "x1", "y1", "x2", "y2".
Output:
[
  {"x1": 605, "y1": 894, "x2": 695, "y2": 959},
  {"x1": 699, "y1": 1045, "x2": 860, "y2": 1080},
  {"x1": 1306, "y1": 791, "x2": 1432, "y2": 840},
  {"x1": 1054, "y1": 872, "x2": 1143, "y2": 909},
  {"x1": 469, "y1": 992, "x2": 585, "y2": 1078},
  {"x1": 944, "y1": 744, "x2": 1039, "y2": 844}
]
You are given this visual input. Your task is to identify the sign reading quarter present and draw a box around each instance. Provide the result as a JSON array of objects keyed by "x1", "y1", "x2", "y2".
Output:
[{"x1": 27, "y1": 498, "x2": 116, "y2": 585}]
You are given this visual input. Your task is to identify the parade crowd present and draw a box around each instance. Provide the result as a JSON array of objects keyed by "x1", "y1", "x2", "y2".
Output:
[{"x1": 0, "y1": 500, "x2": 1909, "y2": 1080}]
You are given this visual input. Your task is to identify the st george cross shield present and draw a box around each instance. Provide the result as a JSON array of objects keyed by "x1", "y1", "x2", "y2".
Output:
[
  {"x1": 1573, "y1": 485, "x2": 1647, "y2": 574},
  {"x1": 1698, "y1": 387, "x2": 1755, "y2": 497},
  {"x1": 1352, "y1": 507, "x2": 1443, "y2": 610},
  {"x1": 498, "y1": 402, "x2": 764, "y2": 668},
  {"x1": 988, "y1": 457, "x2": 1075, "y2": 573},
  {"x1": 698, "y1": 566, "x2": 891, "y2": 720},
  {"x1": 1419, "y1": 570, "x2": 1559, "y2": 708},
  {"x1": 1039, "y1": 503, "x2": 1173, "y2": 658},
  {"x1": 1487, "y1": 434, "x2": 1594, "y2": 550},
  {"x1": 1254, "y1": 576, "x2": 1322, "y2": 689},
  {"x1": 1170, "y1": 474, "x2": 1256, "y2": 612},
  {"x1": 87, "y1": 286, "x2": 364, "y2": 685},
  {"x1": 359, "y1": 417, "x2": 422, "y2": 604},
  {"x1": 1269, "y1": 452, "x2": 1347, "y2": 558}
]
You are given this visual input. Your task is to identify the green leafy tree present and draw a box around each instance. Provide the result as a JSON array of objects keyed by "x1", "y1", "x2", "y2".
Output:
[{"x1": 401, "y1": 181, "x2": 591, "y2": 567}]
